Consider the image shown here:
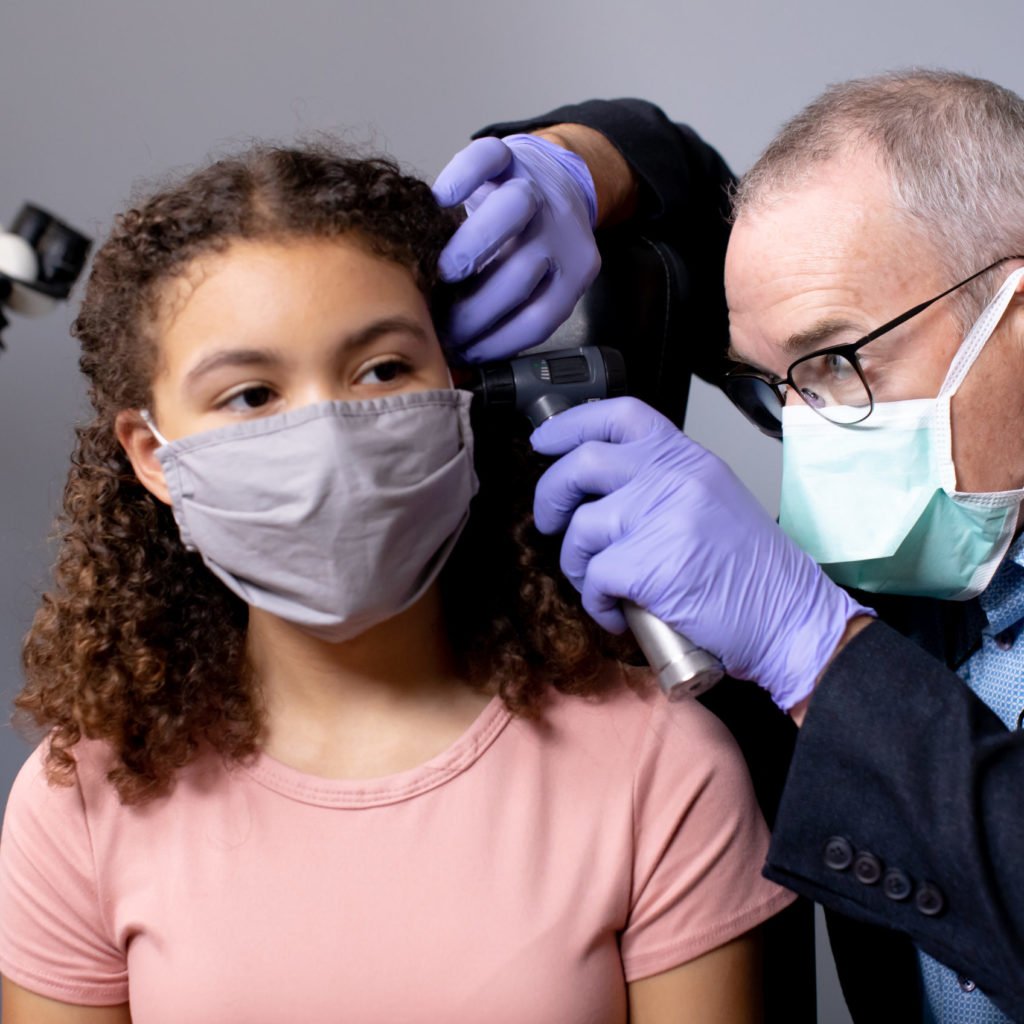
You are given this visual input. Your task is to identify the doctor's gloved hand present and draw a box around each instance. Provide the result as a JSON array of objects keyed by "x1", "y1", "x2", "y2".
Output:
[
  {"x1": 531, "y1": 398, "x2": 873, "y2": 711},
  {"x1": 432, "y1": 134, "x2": 600, "y2": 362}
]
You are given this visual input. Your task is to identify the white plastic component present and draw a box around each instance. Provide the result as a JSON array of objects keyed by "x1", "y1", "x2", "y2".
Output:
[
  {"x1": 0, "y1": 232, "x2": 37, "y2": 281},
  {"x1": 8, "y1": 281, "x2": 58, "y2": 316},
  {"x1": 0, "y1": 232, "x2": 56, "y2": 315}
]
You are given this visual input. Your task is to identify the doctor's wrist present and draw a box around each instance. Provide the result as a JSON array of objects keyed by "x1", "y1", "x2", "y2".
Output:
[
  {"x1": 790, "y1": 614, "x2": 875, "y2": 726},
  {"x1": 533, "y1": 123, "x2": 638, "y2": 227}
]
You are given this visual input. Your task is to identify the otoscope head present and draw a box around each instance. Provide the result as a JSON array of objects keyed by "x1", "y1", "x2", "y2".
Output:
[{"x1": 470, "y1": 345, "x2": 627, "y2": 427}]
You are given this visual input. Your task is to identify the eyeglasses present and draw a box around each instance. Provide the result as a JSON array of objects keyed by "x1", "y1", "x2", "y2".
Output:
[{"x1": 723, "y1": 255, "x2": 1024, "y2": 439}]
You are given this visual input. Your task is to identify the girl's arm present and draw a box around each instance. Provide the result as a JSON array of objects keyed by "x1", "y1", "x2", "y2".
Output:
[
  {"x1": 3, "y1": 979, "x2": 131, "y2": 1024},
  {"x1": 627, "y1": 930, "x2": 762, "y2": 1024}
]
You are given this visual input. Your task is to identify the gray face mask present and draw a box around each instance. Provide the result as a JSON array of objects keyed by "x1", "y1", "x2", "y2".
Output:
[{"x1": 143, "y1": 389, "x2": 478, "y2": 642}]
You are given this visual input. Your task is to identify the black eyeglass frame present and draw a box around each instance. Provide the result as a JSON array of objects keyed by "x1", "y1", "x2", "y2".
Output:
[{"x1": 723, "y1": 254, "x2": 1024, "y2": 439}]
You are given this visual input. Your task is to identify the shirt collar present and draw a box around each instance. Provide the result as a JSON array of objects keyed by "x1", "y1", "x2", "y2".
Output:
[
  {"x1": 979, "y1": 532, "x2": 1024, "y2": 638},
  {"x1": 1006, "y1": 531, "x2": 1024, "y2": 571}
]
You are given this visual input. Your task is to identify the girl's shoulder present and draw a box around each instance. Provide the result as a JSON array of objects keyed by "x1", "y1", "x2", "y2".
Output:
[
  {"x1": 9, "y1": 735, "x2": 116, "y2": 808},
  {"x1": 546, "y1": 659, "x2": 737, "y2": 735},
  {"x1": 530, "y1": 661, "x2": 744, "y2": 776},
  {"x1": 6, "y1": 734, "x2": 220, "y2": 825}
]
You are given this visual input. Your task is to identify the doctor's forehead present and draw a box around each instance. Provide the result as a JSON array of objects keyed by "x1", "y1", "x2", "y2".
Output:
[{"x1": 724, "y1": 150, "x2": 944, "y2": 366}]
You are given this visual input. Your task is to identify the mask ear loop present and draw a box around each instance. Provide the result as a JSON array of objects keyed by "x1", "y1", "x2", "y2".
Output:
[
  {"x1": 139, "y1": 408, "x2": 170, "y2": 447},
  {"x1": 939, "y1": 267, "x2": 1024, "y2": 399},
  {"x1": 934, "y1": 267, "x2": 1024, "y2": 502}
]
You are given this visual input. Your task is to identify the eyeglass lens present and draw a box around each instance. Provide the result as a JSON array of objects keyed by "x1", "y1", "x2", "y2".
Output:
[
  {"x1": 724, "y1": 376, "x2": 785, "y2": 437},
  {"x1": 727, "y1": 350, "x2": 872, "y2": 436},
  {"x1": 789, "y1": 352, "x2": 872, "y2": 425}
]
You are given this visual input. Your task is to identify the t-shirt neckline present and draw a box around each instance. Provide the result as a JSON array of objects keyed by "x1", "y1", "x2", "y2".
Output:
[{"x1": 240, "y1": 696, "x2": 512, "y2": 809}]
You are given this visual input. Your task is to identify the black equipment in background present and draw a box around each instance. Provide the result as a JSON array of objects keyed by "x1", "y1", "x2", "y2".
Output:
[{"x1": 0, "y1": 203, "x2": 91, "y2": 348}]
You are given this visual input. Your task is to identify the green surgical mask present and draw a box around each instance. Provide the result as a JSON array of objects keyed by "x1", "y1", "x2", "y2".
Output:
[{"x1": 779, "y1": 267, "x2": 1024, "y2": 600}]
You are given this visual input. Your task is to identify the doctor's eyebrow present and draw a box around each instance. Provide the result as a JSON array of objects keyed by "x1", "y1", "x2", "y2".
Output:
[
  {"x1": 726, "y1": 315, "x2": 865, "y2": 373},
  {"x1": 183, "y1": 316, "x2": 432, "y2": 386},
  {"x1": 782, "y1": 316, "x2": 862, "y2": 356}
]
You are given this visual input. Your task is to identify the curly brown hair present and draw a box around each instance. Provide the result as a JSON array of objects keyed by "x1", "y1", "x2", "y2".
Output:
[{"x1": 17, "y1": 141, "x2": 630, "y2": 804}]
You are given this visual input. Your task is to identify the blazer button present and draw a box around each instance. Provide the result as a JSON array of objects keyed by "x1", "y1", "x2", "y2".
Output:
[
  {"x1": 823, "y1": 836, "x2": 854, "y2": 871},
  {"x1": 853, "y1": 851, "x2": 882, "y2": 885},
  {"x1": 915, "y1": 881, "x2": 946, "y2": 916},
  {"x1": 883, "y1": 868, "x2": 912, "y2": 901}
]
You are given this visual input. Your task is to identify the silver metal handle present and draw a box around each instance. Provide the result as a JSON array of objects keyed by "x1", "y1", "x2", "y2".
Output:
[{"x1": 623, "y1": 601, "x2": 724, "y2": 700}]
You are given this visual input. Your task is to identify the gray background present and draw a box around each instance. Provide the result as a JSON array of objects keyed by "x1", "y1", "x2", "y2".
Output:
[{"x1": 0, "y1": 2, "x2": 1020, "y2": 1020}]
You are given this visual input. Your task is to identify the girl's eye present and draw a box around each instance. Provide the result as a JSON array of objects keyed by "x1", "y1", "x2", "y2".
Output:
[
  {"x1": 357, "y1": 359, "x2": 412, "y2": 385},
  {"x1": 222, "y1": 385, "x2": 276, "y2": 411}
]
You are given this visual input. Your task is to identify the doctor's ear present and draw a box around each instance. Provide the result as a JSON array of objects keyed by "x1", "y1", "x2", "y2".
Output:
[
  {"x1": 1007, "y1": 267, "x2": 1024, "y2": 331},
  {"x1": 115, "y1": 410, "x2": 172, "y2": 506}
]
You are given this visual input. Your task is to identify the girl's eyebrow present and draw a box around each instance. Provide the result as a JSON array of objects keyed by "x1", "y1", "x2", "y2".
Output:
[
  {"x1": 343, "y1": 315, "x2": 431, "y2": 352},
  {"x1": 183, "y1": 316, "x2": 431, "y2": 389},
  {"x1": 185, "y1": 348, "x2": 285, "y2": 388}
]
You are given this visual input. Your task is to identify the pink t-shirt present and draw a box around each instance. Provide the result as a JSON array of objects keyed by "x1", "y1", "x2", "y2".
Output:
[{"x1": 0, "y1": 668, "x2": 793, "y2": 1022}]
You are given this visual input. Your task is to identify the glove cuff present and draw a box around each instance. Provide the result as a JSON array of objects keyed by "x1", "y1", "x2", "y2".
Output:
[{"x1": 771, "y1": 576, "x2": 876, "y2": 713}]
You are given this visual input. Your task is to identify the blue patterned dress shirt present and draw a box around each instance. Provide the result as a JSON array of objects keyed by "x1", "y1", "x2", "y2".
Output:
[{"x1": 919, "y1": 534, "x2": 1024, "y2": 1024}]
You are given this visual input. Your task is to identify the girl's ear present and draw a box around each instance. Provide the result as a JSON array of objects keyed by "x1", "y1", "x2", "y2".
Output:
[{"x1": 115, "y1": 410, "x2": 172, "y2": 505}]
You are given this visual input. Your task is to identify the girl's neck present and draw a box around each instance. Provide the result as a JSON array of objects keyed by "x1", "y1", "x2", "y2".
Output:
[{"x1": 246, "y1": 587, "x2": 491, "y2": 778}]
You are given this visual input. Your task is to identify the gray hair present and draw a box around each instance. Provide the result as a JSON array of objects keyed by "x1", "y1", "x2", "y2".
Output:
[{"x1": 733, "y1": 69, "x2": 1024, "y2": 328}]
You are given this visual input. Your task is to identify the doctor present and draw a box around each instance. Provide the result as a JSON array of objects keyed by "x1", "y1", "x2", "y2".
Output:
[{"x1": 433, "y1": 72, "x2": 1024, "y2": 1022}]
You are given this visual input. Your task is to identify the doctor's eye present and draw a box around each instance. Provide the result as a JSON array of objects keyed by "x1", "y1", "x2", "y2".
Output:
[
  {"x1": 822, "y1": 353, "x2": 856, "y2": 380},
  {"x1": 356, "y1": 358, "x2": 413, "y2": 386},
  {"x1": 220, "y1": 385, "x2": 276, "y2": 412},
  {"x1": 792, "y1": 349, "x2": 870, "y2": 415}
]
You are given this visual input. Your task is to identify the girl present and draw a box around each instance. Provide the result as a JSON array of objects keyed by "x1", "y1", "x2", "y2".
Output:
[{"x1": 0, "y1": 143, "x2": 793, "y2": 1023}]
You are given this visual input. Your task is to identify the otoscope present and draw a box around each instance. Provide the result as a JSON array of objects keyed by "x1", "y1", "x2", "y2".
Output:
[{"x1": 471, "y1": 345, "x2": 725, "y2": 699}]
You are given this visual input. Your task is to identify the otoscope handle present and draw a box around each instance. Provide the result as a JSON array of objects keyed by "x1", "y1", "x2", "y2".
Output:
[{"x1": 623, "y1": 602, "x2": 724, "y2": 700}]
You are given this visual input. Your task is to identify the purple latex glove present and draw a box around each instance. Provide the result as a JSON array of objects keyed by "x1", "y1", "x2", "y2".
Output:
[
  {"x1": 531, "y1": 397, "x2": 873, "y2": 710},
  {"x1": 432, "y1": 134, "x2": 600, "y2": 362}
]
